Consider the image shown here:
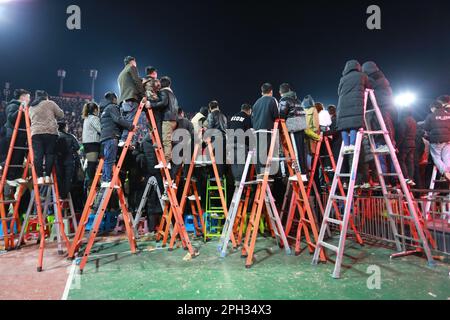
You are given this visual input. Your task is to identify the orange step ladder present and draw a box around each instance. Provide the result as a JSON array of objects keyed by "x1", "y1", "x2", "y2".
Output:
[{"x1": 0, "y1": 102, "x2": 69, "y2": 271}]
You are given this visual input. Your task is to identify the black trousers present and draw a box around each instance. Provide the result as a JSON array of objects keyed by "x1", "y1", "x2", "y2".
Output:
[
  {"x1": 32, "y1": 134, "x2": 57, "y2": 178},
  {"x1": 56, "y1": 161, "x2": 75, "y2": 199},
  {"x1": 291, "y1": 131, "x2": 307, "y2": 174},
  {"x1": 256, "y1": 132, "x2": 272, "y2": 175},
  {"x1": 399, "y1": 147, "x2": 415, "y2": 180},
  {"x1": 6, "y1": 133, "x2": 28, "y2": 180}
]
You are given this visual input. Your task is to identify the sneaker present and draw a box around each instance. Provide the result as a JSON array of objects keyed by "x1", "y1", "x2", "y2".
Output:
[
  {"x1": 188, "y1": 195, "x2": 199, "y2": 201},
  {"x1": 324, "y1": 166, "x2": 333, "y2": 172},
  {"x1": 44, "y1": 176, "x2": 51, "y2": 184},
  {"x1": 6, "y1": 180, "x2": 19, "y2": 187},
  {"x1": 118, "y1": 140, "x2": 125, "y2": 147},
  {"x1": 154, "y1": 162, "x2": 171, "y2": 170},
  {"x1": 347, "y1": 145, "x2": 355, "y2": 154},
  {"x1": 16, "y1": 178, "x2": 27, "y2": 185},
  {"x1": 361, "y1": 183, "x2": 371, "y2": 189},
  {"x1": 164, "y1": 182, "x2": 177, "y2": 189},
  {"x1": 288, "y1": 175, "x2": 308, "y2": 182},
  {"x1": 37, "y1": 177, "x2": 44, "y2": 185},
  {"x1": 407, "y1": 179, "x2": 416, "y2": 186},
  {"x1": 375, "y1": 145, "x2": 390, "y2": 154},
  {"x1": 161, "y1": 193, "x2": 169, "y2": 201},
  {"x1": 100, "y1": 182, "x2": 120, "y2": 189}
]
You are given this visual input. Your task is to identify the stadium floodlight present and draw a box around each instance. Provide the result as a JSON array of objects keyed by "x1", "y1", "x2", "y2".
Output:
[{"x1": 394, "y1": 92, "x2": 417, "y2": 108}]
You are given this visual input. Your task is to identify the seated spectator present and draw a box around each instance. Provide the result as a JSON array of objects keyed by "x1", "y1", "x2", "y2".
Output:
[{"x1": 29, "y1": 90, "x2": 64, "y2": 185}]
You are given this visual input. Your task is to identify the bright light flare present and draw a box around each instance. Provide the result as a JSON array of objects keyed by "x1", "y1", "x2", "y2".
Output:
[{"x1": 395, "y1": 92, "x2": 417, "y2": 108}]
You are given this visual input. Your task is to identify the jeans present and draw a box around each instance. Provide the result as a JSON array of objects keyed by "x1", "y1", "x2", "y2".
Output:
[
  {"x1": 341, "y1": 130, "x2": 357, "y2": 146},
  {"x1": 102, "y1": 138, "x2": 118, "y2": 182},
  {"x1": 430, "y1": 142, "x2": 450, "y2": 175},
  {"x1": 120, "y1": 101, "x2": 138, "y2": 141},
  {"x1": 32, "y1": 134, "x2": 57, "y2": 178},
  {"x1": 399, "y1": 147, "x2": 415, "y2": 180}
]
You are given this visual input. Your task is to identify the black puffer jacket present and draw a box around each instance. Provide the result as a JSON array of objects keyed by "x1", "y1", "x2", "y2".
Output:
[
  {"x1": 99, "y1": 100, "x2": 134, "y2": 142},
  {"x1": 207, "y1": 109, "x2": 227, "y2": 135},
  {"x1": 279, "y1": 91, "x2": 306, "y2": 120},
  {"x1": 337, "y1": 60, "x2": 371, "y2": 131},
  {"x1": 5, "y1": 100, "x2": 25, "y2": 136},
  {"x1": 397, "y1": 115, "x2": 417, "y2": 149},
  {"x1": 150, "y1": 88, "x2": 178, "y2": 122},
  {"x1": 423, "y1": 108, "x2": 450, "y2": 143},
  {"x1": 362, "y1": 62, "x2": 395, "y2": 112}
]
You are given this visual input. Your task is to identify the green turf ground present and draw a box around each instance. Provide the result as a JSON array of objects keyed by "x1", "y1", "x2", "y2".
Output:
[{"x1": 67, "y1": 237, "x2": 450, "y2": 300}]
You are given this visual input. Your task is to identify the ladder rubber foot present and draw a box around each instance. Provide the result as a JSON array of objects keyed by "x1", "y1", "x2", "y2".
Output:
[
  {"x1": 295, "y1": 251, "x2": 301, "y2": 256},
  {"x1": 37, "y1": 267, "x2": 42, "y2": 272},
  {"x1": 58, "y1": 250, "x2": 64, "y2": 256},
  {"x1": 245, "y1": 265, "x2": 252, "y2": 269},
  {"x1": 168, "y1": 248, "x2": 174, "y2": 252},
  {"x1": 428, "y1": 261, "x2": 437, "y2": 268},
  {"x1": 78, "y1": 269, "x2": 83, "y2": 275},
  {"x1": 241, "y1": 255, "x2": 247, "y2": 259},
  {"x1": 183, "y1": 247, "x2": 188, "y2": 251}
]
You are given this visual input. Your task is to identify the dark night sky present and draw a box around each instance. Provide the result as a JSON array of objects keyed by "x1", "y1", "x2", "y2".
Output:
[{"x1": 1, "y1": 0, "x2": 449, "y2": 116}]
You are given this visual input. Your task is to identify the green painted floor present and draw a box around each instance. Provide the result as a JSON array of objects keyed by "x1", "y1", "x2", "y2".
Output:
[{"x1": 67, "y1": 236, "x2": 450, "y2": 300}]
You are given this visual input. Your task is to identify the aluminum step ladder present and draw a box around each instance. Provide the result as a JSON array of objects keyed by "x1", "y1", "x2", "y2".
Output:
[{"x1": 312, "y1": 89, "x2": 435, "y2": 279}]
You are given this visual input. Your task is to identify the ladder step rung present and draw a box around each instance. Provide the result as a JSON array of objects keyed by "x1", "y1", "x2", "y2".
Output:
[
  {"x1": 381, "y1": 173, "x2": 399, "y2": 177},
  {"x1": 337, "y1": 173, "x2": 351, "y2": 178},
  {"x1": 326, "y1": 218, "x2": 343, "y2": 226},
  {"x1": 8, "y1": 165, "x2": 23, "y2": 168},
  {"x1": 389, "y1": 214, "x2": 414, "y2": 220},
  {"x1": 331, "y1": 195, "x2": 347, "y2": 201},
  {"x1": 0, "y1": 217, "x2": 15, "y2": 221},
  {"x1": 0, "y1": 200, "x2": 17, "y2": 204},
  {"x1": 320, "y1": 241, "x2": 339, "y2": 253},
  {"x1": 394, "y1": 234, "x2": 423, "y2": 243},
  {"x1": 13, "y1": 147, "x2": 28, "y2": 151},
  {"x1": 365, "y1": 130, "x2": 385, "y2": 135}
]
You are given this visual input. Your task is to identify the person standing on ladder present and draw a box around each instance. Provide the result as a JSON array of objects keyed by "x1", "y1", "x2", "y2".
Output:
[
  {"x1": 149, "y1": 76, "x2": 179, "y2": 172},
  {"x1": 3, "y1": 89, "x2": 31, "y2": 187},
  {"x1": 336, "y1": 60, "x2": 371, "y2": 155},
  {"x1": 29, "y1": 90, "x2": 65, "y2": 185},
  {"x1": 55, "y1": 120, "x2": 80, "y2": 199},
  {"x1": 207, "y1": 100, "x2": 228, "y2": 178},
  {"x1": 362, "y1": 61, "x2": 397, "y2": 184},
  {"x1": 81, "y1": 102, "x2": 101, "y2": 192},
  {"x1": 228, "y1": 103, "x2": 253, "y2": 185},
  {"x1": 252, "y1": 83, "x2": 279, "y2": 176},
  {"x1": 117, "y1": 56, "x2": 145, "y2": 147},
  {"x1": 423, "y1": 96, "x2": 450, "y2": 182},
  {"x1": 99, "y1": 92, "x2": 135, "y2": 189},
  {"x1": 278, "y1": 83, "x2": 308, "y2": 180}
]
